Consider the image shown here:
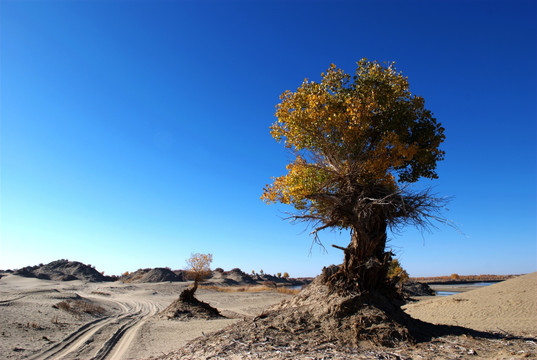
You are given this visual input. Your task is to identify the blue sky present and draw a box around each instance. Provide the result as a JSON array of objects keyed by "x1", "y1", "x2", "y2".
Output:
[{"x1": 1, "y1": 0, "x2": 535, "y2": 277}]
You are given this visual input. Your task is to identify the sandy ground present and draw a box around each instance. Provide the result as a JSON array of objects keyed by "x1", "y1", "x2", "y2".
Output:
[
  {"x1": 404, "y1": 272, "x2": 537, "y2": 336},
  {"x1": 1, "y1": 272, "x2": 536, "y2": 359},
  {"x1": 0, "y1": 274, "x2": 290, "y2": 360}
]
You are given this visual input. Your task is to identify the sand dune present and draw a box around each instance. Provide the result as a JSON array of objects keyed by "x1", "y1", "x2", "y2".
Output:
[{"x1": 404, "y1": 271, "x2": 537, "y2": 336}]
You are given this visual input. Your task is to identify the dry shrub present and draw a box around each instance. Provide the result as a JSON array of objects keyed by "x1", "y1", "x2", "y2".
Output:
[
  {"x1": 55, "y1": 301, "x2": 71, "y2": 312},
  {"x1": 387, "y1": 258, "x2": 409, "y2": 285},
  {"x1": 54, "y1": 299, "x2": 105, "y2": 316},
  {"x1": 77, "y1": 300, "x2": 105, "y2": 315}
]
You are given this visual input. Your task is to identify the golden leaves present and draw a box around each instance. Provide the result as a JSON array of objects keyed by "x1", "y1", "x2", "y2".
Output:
[
  {"x1": 261, "y1": 156, "x2": 330, "y2": 210},
  {"x1": 263, "y1": 59, "x2": 444, "y2": 211},
  {"x1": 185, "y1": 253, "x2": 213, "y2": 282}
]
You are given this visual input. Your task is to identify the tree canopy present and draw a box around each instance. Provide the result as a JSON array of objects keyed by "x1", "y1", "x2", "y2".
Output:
[
  {"x1": 185, "y1": 253, "x2": 213, "y2": 284},
  {"x1": 262, "y1": 59, "x2": 445, "y2": 237},
  {"x1": 180, "y1": 252, "x2": 213, "y2": 303}
]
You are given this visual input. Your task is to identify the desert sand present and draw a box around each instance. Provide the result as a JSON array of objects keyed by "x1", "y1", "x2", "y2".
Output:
[
  {"x1": 0, "y1": 274, "x2": 290, "y2": 359},
  {"x1": 403, "y1": 271, "x2": 537, "y2": 335},
  {"x1": 0, "y1": 272, "x2": 536, "y2": 359}
]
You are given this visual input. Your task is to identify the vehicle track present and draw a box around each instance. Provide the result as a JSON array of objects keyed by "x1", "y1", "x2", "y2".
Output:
[
  {"x1": 28, "y1": 297, "x2": 163, "y2": 360},
  {"x1": 0, "y1": 295, "x2": 26, "y2": 304},
  {"x1": 105, "y1": 301, "x2": 161, "y2": 359}
]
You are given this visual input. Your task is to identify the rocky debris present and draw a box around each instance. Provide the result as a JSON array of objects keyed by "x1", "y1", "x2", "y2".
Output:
[
  {"x1": 120, "y1": 268, "x2": 184, "y2": 283},
  {"x1": 403, "y1": 281, "x2": 436, "y2": 297},
  {"x1": 13, "y1": 260, "x2": 109, "y2": 282}
]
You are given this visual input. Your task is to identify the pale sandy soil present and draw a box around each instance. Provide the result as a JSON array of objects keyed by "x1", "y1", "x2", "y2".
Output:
[
  {"x1": 0, "y1": 274, "x2": 290, "y2": 359},
  {"x1": 1, "y1": 272, "x2": 536, "y2": 359},
  {"x1": 404, "y1": 272, "x2": 537, "y2": 336}
]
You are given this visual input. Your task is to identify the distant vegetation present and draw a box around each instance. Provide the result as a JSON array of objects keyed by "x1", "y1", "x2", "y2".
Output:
[
  {"x1": 411, "y1": 274, "x2": 516, "y2": 283},
  {"x1": 387, "y1": 259, "x2": 409, "y2": 285},
  {"x1": 200, "y1": 284, "x2": 301, "y2": 295}
]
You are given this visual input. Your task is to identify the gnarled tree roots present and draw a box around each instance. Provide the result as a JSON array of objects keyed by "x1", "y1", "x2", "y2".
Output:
[
  {"x1": 267, "y1": 265, "x2": 417, "y2": 347},
  {"x1": 160, "y1": 285, "x2": 222, "y2": 320}
]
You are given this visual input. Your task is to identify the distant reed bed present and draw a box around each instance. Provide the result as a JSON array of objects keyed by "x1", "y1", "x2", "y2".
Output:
[{"x1": 200, "y1": 284, "x2": 301, "y2": 295}]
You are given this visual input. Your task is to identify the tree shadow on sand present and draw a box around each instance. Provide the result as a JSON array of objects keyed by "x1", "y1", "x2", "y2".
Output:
[{"x1": 408, "y1": 317, "x2": 535, "y2": 343}]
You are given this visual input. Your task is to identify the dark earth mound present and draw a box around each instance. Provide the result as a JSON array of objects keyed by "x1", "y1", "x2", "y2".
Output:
[
  {"x1": 116, "y1": 266, "x2": 309, "y2": 286},
  {"x1": 120, "y1": 267, "x2": 185, "y2": 283},
  {"x1": 13, "y1": 260, "x2": 109, "y2": 282},
  {"x1": 218, "y1": 268, "x2": 257, "y2": 284},
  {"x1": 206, "y1": 268, "x2": 311, "y2": 287},
  {"x1": 403, "y1": 281, "x2": 436, "y2": 297},
  {"x1": 160, "y1": 294, "x2": 222, "y2": 320}
]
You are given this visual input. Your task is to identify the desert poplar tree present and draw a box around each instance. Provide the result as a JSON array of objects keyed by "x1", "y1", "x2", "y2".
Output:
[
  {"x1": 262, "y1": 59, "x2": 446, "y2": 294},
  {"x1": 180, "y1": 253, "x2": 213, "y2": 302}
]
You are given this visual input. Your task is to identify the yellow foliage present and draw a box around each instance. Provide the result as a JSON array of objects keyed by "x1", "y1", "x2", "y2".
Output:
[
  {"x1": 387, "y1": 258, "x2": 409, "y2": 284},
  {"x1": 261, "y1": 156, "x2": 331, "y2": 209},
  {"x1": 185, "y1": 253, "x2": 213, "y2": 283},
  {"x1": 262, "y1": 59, "x2": 445, "y2": 222}
]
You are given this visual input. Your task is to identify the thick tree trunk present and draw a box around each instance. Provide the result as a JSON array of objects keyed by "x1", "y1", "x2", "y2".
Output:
[{"x1": 329, "y1": 211, "x2": 393, "y2": 294}]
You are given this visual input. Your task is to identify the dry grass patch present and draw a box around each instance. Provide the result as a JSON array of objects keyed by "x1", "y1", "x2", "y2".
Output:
[
  {"x1": 276, "y1": 286, "x2": 301, "y2": 295},
  {"x1": 54, "y1": 299, "x2": 106, "y2": 316},
  {"x1": 200, "y1": 284, "x2": 301, "y2": 295}
]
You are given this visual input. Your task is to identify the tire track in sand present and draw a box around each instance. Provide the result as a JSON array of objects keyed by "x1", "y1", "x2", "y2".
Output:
[
  {"x1": 27, "y1": 298, "x2": 162, "y2": 360},
  {"x1": 103, "y1": 302, "x2": 162, "y2": 359},
  {"x1": 96, "y1": 300, "x2": 161, "y2": 360}
]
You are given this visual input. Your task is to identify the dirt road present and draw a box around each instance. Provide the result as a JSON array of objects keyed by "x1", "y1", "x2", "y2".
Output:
[
  {"x1": 0, "y1": 277, "x2": 178, "y2": 360},
  {"x1": 0, "y1": 275, "x2": 290, "y2": 360},
  {"x1": 28, "y1": 297, "x2": 162, "y2": 360}
]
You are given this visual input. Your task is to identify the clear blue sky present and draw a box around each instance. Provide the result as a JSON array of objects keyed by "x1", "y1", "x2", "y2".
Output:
[{"x1": 1, "y1": 0, "x2": 535, "y2": 277}]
